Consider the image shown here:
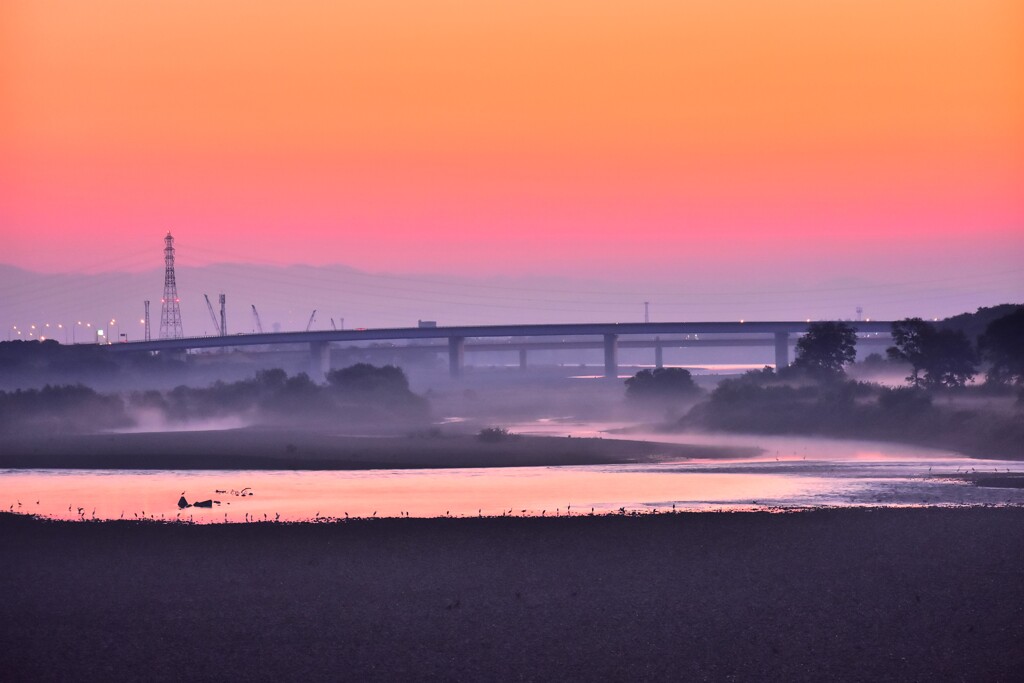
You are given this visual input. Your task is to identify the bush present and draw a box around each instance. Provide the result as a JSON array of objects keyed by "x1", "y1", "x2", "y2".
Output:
[
  {"x1": 877, "y1": 386, "x2": 933, "y2": 413},
  {"x1": 326, "y1": 363, "x2": 411, "y2": 395},
  {"x1": 625, "y1": 368, "x2": 699, "y2": 403},
  {"x1": 477, "y1": 427, "x2": 512, "y2": 443}
]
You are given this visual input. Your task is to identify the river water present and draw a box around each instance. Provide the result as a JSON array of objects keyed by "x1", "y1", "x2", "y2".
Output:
[{"x1": 2, "y1": 421, "x2": 1022, "y2": 522}]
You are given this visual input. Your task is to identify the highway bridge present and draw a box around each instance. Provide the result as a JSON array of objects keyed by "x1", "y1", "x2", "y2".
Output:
[{"x1": 108, "y1": 321, "x2": 895, "y2": 379}]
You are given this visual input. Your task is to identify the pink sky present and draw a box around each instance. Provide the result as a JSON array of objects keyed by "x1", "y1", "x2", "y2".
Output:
[{"x1": 1, "y1": 1, "x2": 1022, "y2": 290}]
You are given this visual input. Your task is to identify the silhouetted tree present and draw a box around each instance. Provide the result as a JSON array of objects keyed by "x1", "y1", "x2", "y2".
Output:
[
  {"x1": 923, "y1": 329, "x2": 977, "y2": 388},
  {"x1": 254, "y1": 368, "x2": 288, "y2": 389},
  {"x1": 979, "y1": 309, "x2": 1024, "y2": 386},
  {"x1": 888, "y1": 318, "x2": 976, "y2": 388},
  {"x1": 0, "y1": 384, "x2": 129, "y2": 434},
  {"x1": 792, "y1": 322, "x2": 857, "y2": 377},
  {"x1": 625, "y1": 367, "x2": 699, "y2": 403},
  {"x1": 327, "y1": 363, "x2": 411, "y2": 395},
  {"x1": 326, "y1": 363, "x2": 428, "y2": 417},
  {"x1": 887, "y1": 318, "x2": 932, "y2": 387}
]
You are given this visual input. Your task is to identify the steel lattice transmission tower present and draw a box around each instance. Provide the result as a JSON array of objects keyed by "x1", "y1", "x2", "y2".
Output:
[{"x1": 159, "y1": 232, "x2": 184, "y2": 339}]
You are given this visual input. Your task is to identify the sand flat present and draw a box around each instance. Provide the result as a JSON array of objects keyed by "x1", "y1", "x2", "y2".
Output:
[{"x1": 1, "y1": 507, "x2": 1022, "y2": 681}]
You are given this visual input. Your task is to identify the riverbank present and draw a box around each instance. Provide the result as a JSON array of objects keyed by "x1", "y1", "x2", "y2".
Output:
[
  {"x1": 0, "y1": 427, "x2": 758, "y2": 470},
  {"x1": 2, "y1": 507, "x2": 1022, "y2": 681},
  {"x1": 678, "y1": 379, "x2": 1024, "y2": 460}
]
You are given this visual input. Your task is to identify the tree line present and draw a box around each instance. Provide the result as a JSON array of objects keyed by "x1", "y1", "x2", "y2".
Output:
[
  {"x1": 624, "y1": 307, "x2": 1023, "y2": 404},
  {"x1": 0, "y1": 364, "x2": 428, "y2": 435},
  {"x1": 793, "y1": 308, "x2": 1023, "y2": 388},
  {"x1": 621, "y1": 307, "x2": 1024, "y2": 458}
]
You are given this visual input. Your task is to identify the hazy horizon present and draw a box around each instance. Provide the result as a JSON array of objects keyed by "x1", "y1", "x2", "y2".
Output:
[
  {"x1": 3, "y1": 1, "x2": 1022, "y2": 336},
  {"x1": 1, "y1": 253, "x2": 1019, "y2": 340}
]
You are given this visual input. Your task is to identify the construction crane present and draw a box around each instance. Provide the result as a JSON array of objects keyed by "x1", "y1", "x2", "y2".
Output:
[
  {"x1": 203, "y1": 294, "x2": 221, "y2": 335},
  {"x1": 330, "y1": 318, "x2": 337, "y2": 330},
  {"x1": 251, "y1": 305, "x2": 264, "y2": 334},
  {"x1": 306, "y1": 309, "x2": 317, "y2": 332}
]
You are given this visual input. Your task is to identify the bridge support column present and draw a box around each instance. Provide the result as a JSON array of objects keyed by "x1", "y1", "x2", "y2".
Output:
[
  {"x1": 519, "y1": 348, "x2": 528, "y2": 371},
  {"x1": 309, "y1": 341, "x2": 330, "y2": 383},
  {"x1": 448, "y1": 337, "x2": 465, "y2": 378},
  {"x1": 603, "y1": 334, "x2": 619, "y2": 379},
  {"x1": 774, "y1": 332, "x2": 790, "y2": 369},
  {"x1": 655, "y1": 337, "x2": 664, "y2": 369}
]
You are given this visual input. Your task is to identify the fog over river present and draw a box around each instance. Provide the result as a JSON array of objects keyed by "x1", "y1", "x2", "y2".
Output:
[{"x1": 3, "y1": 420, "x2": 1022, "y2": 523}]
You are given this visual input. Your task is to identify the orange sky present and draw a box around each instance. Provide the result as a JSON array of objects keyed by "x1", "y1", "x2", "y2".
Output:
[{"x1": 1, "y1": 0, "x2": 1022, "y2": 278}]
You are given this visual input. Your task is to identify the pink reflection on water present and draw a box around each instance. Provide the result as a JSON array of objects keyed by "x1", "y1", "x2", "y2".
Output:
[{"x1": 0, "y1": 468, "x2": 822, "y2": 523}]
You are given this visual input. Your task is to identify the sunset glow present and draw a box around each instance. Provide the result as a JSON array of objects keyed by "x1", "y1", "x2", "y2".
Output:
[{"x1": 2, "y1": 1, "x2": 1022, "y2": 278}]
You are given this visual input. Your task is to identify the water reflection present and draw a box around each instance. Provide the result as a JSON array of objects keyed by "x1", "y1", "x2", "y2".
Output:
[
  {"x1": 2, "y1": 421, "x2": 1022, "y2": 523},
  {"x1": 3, "y1": 457, "x2": 1023, "y2": 524}
]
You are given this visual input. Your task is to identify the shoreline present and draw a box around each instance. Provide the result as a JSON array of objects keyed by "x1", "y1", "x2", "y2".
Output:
[
  {"x1": 0, "y1": 427, "x2": 760, "y2": 470},
  {"x1": 652, "y1": 422, "x2": 1024, "y2": 461},
  {"x1": 2, "y1": 508, "x2": 1022, "y2": 680}
]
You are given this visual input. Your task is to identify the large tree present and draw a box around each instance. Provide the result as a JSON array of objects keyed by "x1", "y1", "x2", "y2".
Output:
[
  {"x1": 888, "y1": 318, "x2": 977, "y2": 388},
  {"x1": 625, "y1": 367, "x2": 699, "y2": 403},
  {"x1": 887, "y1": 318, "x2": 933, "y2": 387},
  {"x1": 979, "y1": 309, "x2": 1024, "y2": 385},
  {"x1": 792, "y1": 321, "x2": 857, "y2": 377}
]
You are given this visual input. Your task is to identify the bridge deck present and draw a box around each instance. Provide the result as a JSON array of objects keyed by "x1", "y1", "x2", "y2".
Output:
[
  {"x1": 109, "y1": 321, "x2": 893, "y2": 353},
  {"x1": 106, "y1": 321, "x2": 893, "y2": 379}
]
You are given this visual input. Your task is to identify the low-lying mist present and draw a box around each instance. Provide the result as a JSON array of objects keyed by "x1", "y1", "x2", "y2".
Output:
[{"x1": 0, "y1": 364, "x2": 432, "y2": 437}]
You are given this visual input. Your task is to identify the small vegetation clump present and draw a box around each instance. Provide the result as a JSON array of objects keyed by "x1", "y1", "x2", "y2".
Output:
[
  {"x1": 477, "y1": 427, "x2": 513, "y2": 443},
  {"x1": 625, "y1": 367, "x2": 700, "y2": 404}
]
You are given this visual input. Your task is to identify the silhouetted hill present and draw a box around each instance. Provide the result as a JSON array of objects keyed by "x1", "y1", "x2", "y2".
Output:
[{"x1": 938, "y1": 304, "x2": 1023, "y2": 344}]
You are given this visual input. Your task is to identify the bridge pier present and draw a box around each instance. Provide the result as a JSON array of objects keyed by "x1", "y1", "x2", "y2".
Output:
[
  {"x1": 603, "y1": 334, "x2": 619, "y2": 379},
  {"x1": 309, "y1": 341, "x2": 330, "y2": 383},
  {"x1": 774, "y1": 332, "x2": 790, "y2": 369},
  {"x1": 449, "y1": 336, "x2": 465, "y2": 378},
  {"x1": 654, "y1": 337, "x2": 663, "y2": 369},
  {"x1": 518, "y1": 348, "x2": 528, "y2": 371}
]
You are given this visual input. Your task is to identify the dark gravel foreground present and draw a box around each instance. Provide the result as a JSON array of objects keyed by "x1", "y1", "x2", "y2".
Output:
[{"x1": 1, "y1": 508, "x2": 1023, "y2": 682}]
